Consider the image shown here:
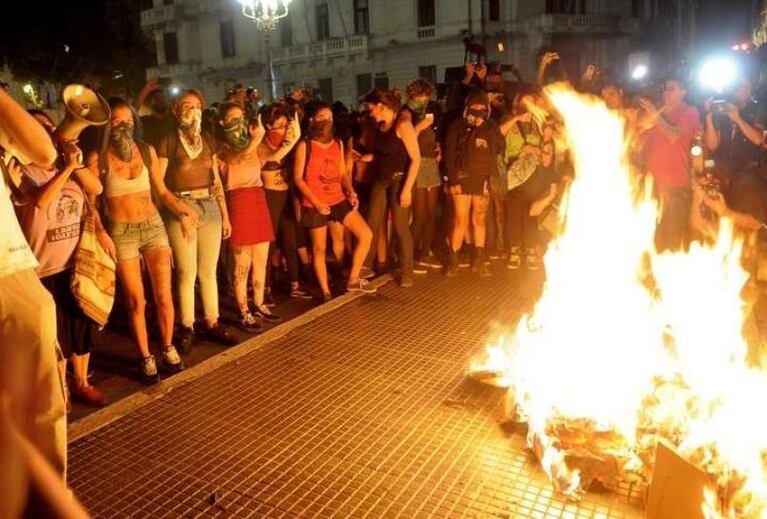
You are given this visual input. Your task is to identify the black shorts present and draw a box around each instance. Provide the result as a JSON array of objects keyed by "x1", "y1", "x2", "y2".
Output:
[
  {"x1": 458, "y1": 176, "x2": 490, "y2": 196},
  {"x1": 301, "y1": 199, "x2": 354, "y2": 229}
]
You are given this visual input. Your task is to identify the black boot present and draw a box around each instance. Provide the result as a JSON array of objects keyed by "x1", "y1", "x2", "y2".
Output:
[
  {"x1": 445, "y1": 250, "x2": 459, "y2": 277},
  {"x1": 472, "y1": 247, "x2": 492, "y2": 276}
]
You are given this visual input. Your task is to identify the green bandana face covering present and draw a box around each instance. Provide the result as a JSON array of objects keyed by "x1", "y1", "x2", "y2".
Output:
[
  {"x1": 222, "y1": 118, "x2": 250, "y2": 150},
  {"x1": 408, "y1": 99, "x2": 428, "y2": 119}
]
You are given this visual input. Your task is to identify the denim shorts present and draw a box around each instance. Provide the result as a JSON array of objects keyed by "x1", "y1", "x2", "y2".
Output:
[{"x1": 108, "y1": 213, "x2": 170, "y2": 262}]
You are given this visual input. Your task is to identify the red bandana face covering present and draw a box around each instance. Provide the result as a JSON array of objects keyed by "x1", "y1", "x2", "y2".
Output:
[{"x1": 266, "y1": 129, "x2": 286, "y2": 148}]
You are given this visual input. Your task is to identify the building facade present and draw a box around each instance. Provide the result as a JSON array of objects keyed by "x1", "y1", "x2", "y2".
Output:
[{"x1": 141, "y1": 0, "x2": 652, "y2": 106}]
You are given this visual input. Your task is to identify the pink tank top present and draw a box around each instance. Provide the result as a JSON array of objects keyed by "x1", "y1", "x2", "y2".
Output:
[
  {"x1": 303, "y1": 139, "x2": 346, "y2": 207},
  {"x1": 221, "y1": 152, "x2": 263, "y2": 191}
]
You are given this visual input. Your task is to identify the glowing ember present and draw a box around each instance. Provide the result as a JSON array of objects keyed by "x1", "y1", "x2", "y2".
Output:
[{"x1": 469, "y1": 84, "x2": 767, "y2": 517}]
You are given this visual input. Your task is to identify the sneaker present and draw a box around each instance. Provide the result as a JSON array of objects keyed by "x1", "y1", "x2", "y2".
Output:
[
  {"x1": 488, "y1": 251, "x2": 501, "y2": 260},
  {"x1": 200, "y1": 323, "x2": 239, "y2": 346},
  {"x1": 140, "y1": 355, "x2": 159, "y2": 384},
  {"x1": 176, "y1": 326, "x2": 195, "y2": 355},
  {"x1": 263, "y1": 287, "x2": 277, "y2": 308},
  {"x1": 458, "y1": 251, "x2": 471, "y2": 268},
  {"x1": 507, "y1": 248, "x2": 522, "y2": 270},
  {"x1": 239, "y1": 311, "x2": 264, "y2": 332},
  {"x1": 478, "y1": 262, "x2": 492, "y2": 277},
  {"x1": 321, "y1": 292, "x2": 333, "y2": 302},
  {"x1": 347, "y1": 278, "x2": 377, "y2": 294},
  {"x1": 413, "y1": 263, "x2": 428, "y2": 274},
  {"x1": 420, "y1": 254, "x2": 442, "y2": 268},
  {"x1": 71, "y1": 384, "x2": 105, "y2": 408},
  {"x1": 161, "y1": 345, "x2": 185, "y2": 373},
  {"x1": 254, "y1": 304, "x2": 283, "y2": 323},
  {"x1": 526, "y1": 249, "x2": 540, "y2": 271},
  {"x1": 359, "y1": 266, "x2": 376, "y2": 280},
  {"x1": 289, "y1": 283, "x2": 313, "y2": 299},
  {"x1": 400, "y1": 273, "x2": 415, "y2": 287}
]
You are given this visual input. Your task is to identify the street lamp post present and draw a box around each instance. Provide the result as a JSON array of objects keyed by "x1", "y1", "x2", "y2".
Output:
[{"x1": 238, "y1": 0, "x2": 292, "y2": 101}]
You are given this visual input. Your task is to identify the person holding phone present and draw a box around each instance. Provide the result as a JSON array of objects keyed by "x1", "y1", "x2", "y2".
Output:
[
  {"x1": 702, "y1": 77, "x2": 767, "y2": 224},
  {"x1": 403, "y1": 79, "x2": 442, "y2": 271}
]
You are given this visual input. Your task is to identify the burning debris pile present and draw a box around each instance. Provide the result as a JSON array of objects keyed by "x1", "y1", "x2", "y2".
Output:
[{"x1": 469, "y1": 86, "x2": 767, "y2": 518}]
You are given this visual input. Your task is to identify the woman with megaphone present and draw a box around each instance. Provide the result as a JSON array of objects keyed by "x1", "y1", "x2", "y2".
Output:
[
  {"x1": 86, "y1": 98, "x2": 185, "y2": 383},
  {"x1": 11, "y1": 108, "x2": 106, "y2": 407}
]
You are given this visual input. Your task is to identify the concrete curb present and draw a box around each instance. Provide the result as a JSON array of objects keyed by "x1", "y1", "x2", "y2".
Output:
[{"x1": 68, "y1": 274, "x2": 393, "y2": 443}]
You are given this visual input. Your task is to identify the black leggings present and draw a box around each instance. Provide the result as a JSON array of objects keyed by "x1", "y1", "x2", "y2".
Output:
[
  {"x1": 506, "y1": 189, "x2": 539, "y2": 251},
  {"x1": 41, "y1": 269, "x2": 92, "y2": 357},
  {"x1": 264, "y1": 188, "x2": 304, "y2": 284}
]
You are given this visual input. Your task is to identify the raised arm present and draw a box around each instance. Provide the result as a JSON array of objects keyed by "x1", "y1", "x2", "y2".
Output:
[
  {"x1": 703, "y1": 100, "x2": 720, "y2": 152},
  {"x1": 0, "y1": 88, "x2": 57, "y2": 168},
  {"x1": 36, "y1": 143, "x2": 102, "y2": 210},
  {"x1": 258, "y1": 116, "x2": 301, "y2": 164}
]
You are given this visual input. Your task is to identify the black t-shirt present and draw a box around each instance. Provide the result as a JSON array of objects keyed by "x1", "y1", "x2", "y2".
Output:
[
  {"x1": 714, "y1": 100, "x2": 766, "y2": 173},
  {"x1": 444, "y1": 118, "x2": 504, "y2": 183}
]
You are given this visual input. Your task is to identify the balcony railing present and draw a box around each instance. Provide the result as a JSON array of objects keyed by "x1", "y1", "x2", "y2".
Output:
[
  {"x1": 417, "y1": 26, "x2": 436, "y2": 39},
  {"x1": 146, "y1": 63, "x2": 202, "y2": 79},
  {"x1": 525, "y1": 13, "x2": 640, "y2": 34},
  {"x1": 272, "y1": 35, "x2": 368, "y2": 63},
  {"x1": 140, "y1": 5, "x2": 176, "y2": 29}
]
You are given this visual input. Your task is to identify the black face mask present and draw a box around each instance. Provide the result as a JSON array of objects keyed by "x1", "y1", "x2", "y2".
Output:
[
  {"x1": 110, "y1": 122, "x2": 134, "y2": 161},
  {"x1": 310, "y1": 120, "x2": 333, "y2": 142},
  {"x1": 468, "y1": 109, "x2": 489, "y2": 120}
]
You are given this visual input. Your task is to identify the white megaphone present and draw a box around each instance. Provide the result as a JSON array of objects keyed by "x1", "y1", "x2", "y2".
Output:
[{"x1": 57, "y1": 84, "x2": 110, "y2": 141}]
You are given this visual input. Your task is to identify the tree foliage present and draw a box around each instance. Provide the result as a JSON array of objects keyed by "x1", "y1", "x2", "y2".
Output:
[{"x1": 0, "y1": 1, "x2": 153, "y2": 97}]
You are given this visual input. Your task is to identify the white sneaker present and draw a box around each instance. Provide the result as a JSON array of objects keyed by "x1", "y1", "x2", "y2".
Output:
[
  {"x1": 141, "y1": 355, "x2": 159, "y2": 382},
  {"x1": 161, "y1": 346, "x2": 184, "y2": 372},
  {"x1": 347, "y1": 278, "x2": 377, "y2": 294}
]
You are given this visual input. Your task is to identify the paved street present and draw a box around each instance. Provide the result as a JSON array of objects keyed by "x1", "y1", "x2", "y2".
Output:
[{"x1": 68, "y1": 267, "x2": 644, "y2": 518}]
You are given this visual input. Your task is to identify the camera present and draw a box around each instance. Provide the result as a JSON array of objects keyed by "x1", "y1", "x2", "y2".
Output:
[{"x1": 711, "y1": 100, "x2": 728, "y2": 113}]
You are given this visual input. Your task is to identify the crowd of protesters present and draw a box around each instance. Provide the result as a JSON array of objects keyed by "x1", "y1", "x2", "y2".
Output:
[{"x1": 4, "y1": 49, "x2": 767, "y2": 513}]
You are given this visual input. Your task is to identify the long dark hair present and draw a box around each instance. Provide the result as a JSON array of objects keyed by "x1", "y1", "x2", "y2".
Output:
[
  {"x1": 261, "y1": 102, "x2": 289, "y2": 129},
  {"x1": 363, "y1": 87, "x2": 402, "y2": 111}
]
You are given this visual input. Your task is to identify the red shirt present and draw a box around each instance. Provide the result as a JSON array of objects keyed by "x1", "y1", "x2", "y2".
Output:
[
  {"x1": 303, "y1": 139, "x2": 346, "y2": 207},
  {"x1": 642, "y1": 103, "x2": 700, "y2": 189}
]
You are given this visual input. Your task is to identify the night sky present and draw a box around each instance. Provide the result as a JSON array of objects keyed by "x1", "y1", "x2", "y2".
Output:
[{"x1": 698, "y1": 0, "x2": 758, "y2": 48}]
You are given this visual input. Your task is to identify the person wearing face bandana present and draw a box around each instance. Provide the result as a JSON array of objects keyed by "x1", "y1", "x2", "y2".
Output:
[
  {"x1": 218, "y1": 104, "x2": 301, "y2": 331},
  {"x1": 156, "y1": 90, "x2": 236, "y2": 352},
  {"x1": 294, "y1": 104, "x2": 376, "y2": 299},
  {"x1": 259, "y1": 103, "x2": 313, "y2": 300},
  {"x1": 402, "y1": 79, "x2": 443, "y2": 273},
  {"x1": 444, "y1": 90, "x2": 505, "y2": 277},
  {"x1": 86, "y1": 98, "x2": 185, "y2": 383}
]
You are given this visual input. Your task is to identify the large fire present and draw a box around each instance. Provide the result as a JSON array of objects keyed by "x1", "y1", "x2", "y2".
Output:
[{"x1": 470, "y1": 85, "x2": 767, "y2": 517}]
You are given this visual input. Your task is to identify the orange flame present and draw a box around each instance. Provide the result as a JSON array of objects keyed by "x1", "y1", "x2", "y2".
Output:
[{"x1": 470, "y1": 84, "x2": 767, "y2": 516}]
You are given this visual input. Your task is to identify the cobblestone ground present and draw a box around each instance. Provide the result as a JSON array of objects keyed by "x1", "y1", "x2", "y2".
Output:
[{"x1": 69, "y1": 268, "x2": 644, "y2": 518}]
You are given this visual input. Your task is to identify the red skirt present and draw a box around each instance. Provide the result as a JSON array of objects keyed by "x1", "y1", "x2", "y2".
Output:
[{"x1": 227, "y1": 186, "x2": 275, "y2": 246}]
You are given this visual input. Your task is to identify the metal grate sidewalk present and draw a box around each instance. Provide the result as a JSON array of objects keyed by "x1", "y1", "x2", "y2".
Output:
[{"x1": 68, "y1": 268, "x2": 644, "y2": 518}]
